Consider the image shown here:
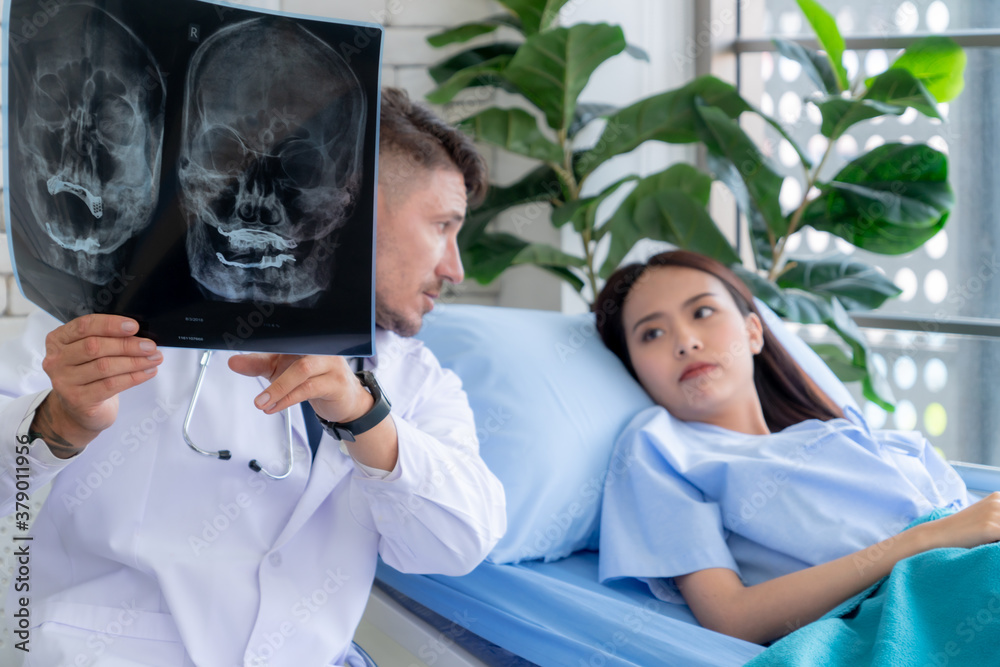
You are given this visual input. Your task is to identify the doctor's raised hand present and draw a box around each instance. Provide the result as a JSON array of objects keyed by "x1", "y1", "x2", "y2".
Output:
[
  {"x1": 228, "y1": 352, "x2": 399, "y2": 471},
  {"x1": 34, "y1": 313, "x2": 162, "y2": 459}
]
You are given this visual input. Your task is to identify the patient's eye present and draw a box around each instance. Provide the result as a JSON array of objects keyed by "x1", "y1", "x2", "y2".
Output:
[
  {"x1": 640, "y1": 328, "x2": 663, "y2": 342},
  {"x1": 693, "y1": 305, "x2": 714, "y2": 319}
]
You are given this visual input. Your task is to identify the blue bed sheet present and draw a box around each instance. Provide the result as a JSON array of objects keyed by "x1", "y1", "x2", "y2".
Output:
[{"x1": 375, "y1": 551, "x2": 764, "y2": 667}]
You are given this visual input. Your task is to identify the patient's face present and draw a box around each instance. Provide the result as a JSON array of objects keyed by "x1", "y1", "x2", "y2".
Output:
[{"x1": 622, "y1": 266, "x2": 763, "y2": 426}]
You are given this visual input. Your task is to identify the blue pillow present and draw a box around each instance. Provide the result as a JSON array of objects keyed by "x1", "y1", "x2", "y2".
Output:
[
  {"x1": 416, "y1": 302, "x2": 856, "y2": 564},
  {"x1": 417, "y1": 304, "x2": 653, "y2": 563}
]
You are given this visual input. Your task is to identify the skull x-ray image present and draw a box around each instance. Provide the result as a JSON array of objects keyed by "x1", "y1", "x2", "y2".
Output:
[
  {"x1": 13, "y1": 1, "x2": 166, "y2": 286},
  {"x1": 5, "y1": 0, "x2": 380, "y2": 354},
  {"x1": 179, "y1": 17, "x2": 367, "y2": 306}
]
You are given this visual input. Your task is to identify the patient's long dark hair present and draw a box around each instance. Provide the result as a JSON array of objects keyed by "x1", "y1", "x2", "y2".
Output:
[{"x1": 595, "y1": 250, "x2": 842, "y2": 432}]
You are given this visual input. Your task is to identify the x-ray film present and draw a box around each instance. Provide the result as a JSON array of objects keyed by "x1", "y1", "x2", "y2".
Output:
[{"x1": 2, "y1": 0, "x2": 381, "y2": 355}]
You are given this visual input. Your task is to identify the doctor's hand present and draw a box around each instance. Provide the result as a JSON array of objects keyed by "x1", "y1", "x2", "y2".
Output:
[
  {"x1": 36, "y1": 314, "x2": 163, "y2": 459},
  {"x1": 228, "y1": 354, "x2": 398, "y2": 470}
]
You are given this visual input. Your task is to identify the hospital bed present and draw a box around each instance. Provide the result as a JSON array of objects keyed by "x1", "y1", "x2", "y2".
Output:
[{"x1": 355, "y1": 303, "x2": 1000, "y2": 667}]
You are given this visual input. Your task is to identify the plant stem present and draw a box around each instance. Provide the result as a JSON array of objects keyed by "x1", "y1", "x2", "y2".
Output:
[
  {"x1": 769, "y1": 131, "x2": 837, "y2": 282},
  {"x1": 581, "y1": 226, "x2": 600, "y2": 301},
  {"x1": 554, "y1": 128, "x2": 599, "y2": 300}
]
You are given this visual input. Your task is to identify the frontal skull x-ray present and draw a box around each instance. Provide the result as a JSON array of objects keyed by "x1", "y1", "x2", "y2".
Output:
[
  {"x1": 14, "y1": 2, "x2": 165, "y2": 286},
  {"x1": 179, "y1": 17, "x2": 367, "y2": 306}
]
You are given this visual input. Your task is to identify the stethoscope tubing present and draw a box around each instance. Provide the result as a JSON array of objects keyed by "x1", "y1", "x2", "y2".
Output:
[{"x1": 183, "y1": 349, "x2": 295, "y2": 479}]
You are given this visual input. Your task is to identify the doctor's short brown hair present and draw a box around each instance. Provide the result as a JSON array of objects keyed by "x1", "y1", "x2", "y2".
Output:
[{"x1": 379, "y1": 87, "x2": 488, "y2": 208}]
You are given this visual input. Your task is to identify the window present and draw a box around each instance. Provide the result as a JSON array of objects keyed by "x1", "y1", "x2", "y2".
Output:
[{"x1": 711, "y1": 0, "x2": 1000, "y2": 464}]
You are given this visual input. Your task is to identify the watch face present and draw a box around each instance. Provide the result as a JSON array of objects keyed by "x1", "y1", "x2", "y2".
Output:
[{"x1": 358, "y1": 370, "x2": 390, "y2": 406}]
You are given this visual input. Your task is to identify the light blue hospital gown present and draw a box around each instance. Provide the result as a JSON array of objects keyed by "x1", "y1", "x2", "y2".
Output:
[{"x1": 598, "y1": 406, "x2": 971, "y2": 603}]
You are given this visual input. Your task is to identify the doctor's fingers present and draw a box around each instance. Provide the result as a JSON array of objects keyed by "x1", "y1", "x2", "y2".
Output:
[
  {"x1": 47, "y1": 314, "x2": 142, "y2": 350},
  {"x1": 46, "y1": 334, "x2": 159, "y2": 371},
  {"x1": 55, "y1": 352, "x2": 164, "y2": 386},
  {"x1": 227, "y1": 352, "x2": 295, "y2": 381},
  {"x1": 50, "y1": 363, "x2": 161, "y2": 409},
  {"x1": 254, "y1": 356, "x2": 354, "y2": 415}
]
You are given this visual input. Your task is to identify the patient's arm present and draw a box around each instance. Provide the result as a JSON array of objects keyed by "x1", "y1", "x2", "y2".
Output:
[{"x1": 676, "y1": 492, "x2": 1000, "y2": 644}]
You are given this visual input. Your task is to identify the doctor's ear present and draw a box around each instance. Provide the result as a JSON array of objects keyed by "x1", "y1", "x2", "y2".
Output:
[{"x1": 745, "y1": 313, "x2": 764, "y2": 355}]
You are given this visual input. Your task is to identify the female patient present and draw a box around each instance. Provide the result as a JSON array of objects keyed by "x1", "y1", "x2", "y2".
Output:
[{"x1": 594, "y1": 250, "x2": 1000, "y2": 645}]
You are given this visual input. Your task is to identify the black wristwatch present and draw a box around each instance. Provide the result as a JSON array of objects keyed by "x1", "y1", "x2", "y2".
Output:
[{"x1": 316, "y1": 371, "x2": 392, "y2": 442}]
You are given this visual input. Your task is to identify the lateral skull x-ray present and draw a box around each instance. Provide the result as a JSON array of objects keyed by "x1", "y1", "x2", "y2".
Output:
[
  {"x1": 178, "y1": 17, "x2": 367, "y2": 306},
  {"x1": 15, "y1": 2, "x2": 166, "y2": 286}
]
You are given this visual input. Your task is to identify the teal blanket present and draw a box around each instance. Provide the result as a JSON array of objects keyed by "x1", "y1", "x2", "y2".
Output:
[{"x1": 746, "y1": 512, "x2": 1000, "y2": 666}]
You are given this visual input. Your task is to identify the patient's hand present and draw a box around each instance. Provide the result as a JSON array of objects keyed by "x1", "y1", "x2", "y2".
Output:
[
  {"x1": 676, "y1": 492, "x2": 1000, "y2": 644},
  {"x1": 912, "y1": 492, "x2": 1000, "y2": 551}
]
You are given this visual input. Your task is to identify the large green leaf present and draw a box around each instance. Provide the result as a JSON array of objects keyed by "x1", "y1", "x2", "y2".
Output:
[
  {"x1": 426, "y1": 56, "x2": 514, "y2": 105},
  {"x1": 775, "y1": 255, "x2": 903, "y2": 311},
  {"x1": 540, "y1": 266, "x2": 587, "y2": 292},
  {"x1": 800, "y1": 143, "x2": 953, "y2": 255},
  {"x1": 773, "y1": 38, "x2": 840, "y2": 94},
  {"x1": 816, "y1": 98, "x2": 894, "y2": 140},
  {"x1": 568, "y1": 102, "x2": 619, "y2": 139},
  {"x1": 577, "y1": 77, "x2": 750, "y2": 176},
  {"x1": 496, "y1": 0, "x2": 570, "y2": 35},
  {"x1": 820, "y1": 68, "x2": 941, "y2": 139},
  {"x1": 594, "y1": 163, "x2": 713, "y2": 239},
  {"x1": 732, "y1": 265, "x2": 784, "y2": 308},
  {"x1": 887, "y1": 36, "x2": 966, "y2": 102},
  {"x1": 503, "y1": 23, "x2": 626, "y2": 131},
  {"x1": 577, "y1": 75, "x2": 811, "y2": 180},
  {"x1": 551, "y1": 175, "x2": 638, "y2": 232},
  {"x1": 712, "y1": 154, "x2": 777, "y2": 272},
  {"x1": 428, "y1": 43, "x2": 522, "y2": 84},
  {"x1": 695, "y1": 103, "x2": 787, "y2": 262},
  {"x1": 427, "y1": 15, "x2": 524, "y2": 47},
  {"x1": 796, "y1": 0, "x2": 848, "y2": 91},
  {"x1": 461, "y1": 165, "x2": 565, "y2": 248},
  {"x1": 601, "y1": 180, "x2": 739, "y2": 278},
  {"x1": 736, "y1": 267, "x2": 894, "y2": 408},
  {"x1": 865, "y1": 68, "x2": 941, "y2": 119},
  {"x1": 862, "y1": 354, "x2": 896, "y2": 411},
  {"x1": 625, "y1": 43, "x2": 651, "y2": 62},
  {"x1": 459, "y1": 108, "x2": 564, "y2": 163},
  {"x1": 809, "y1": 344, "x2": 868, "y2": 383},
  {"x1": 462, "y1": 232, "x2": 585, "y2": 285}
]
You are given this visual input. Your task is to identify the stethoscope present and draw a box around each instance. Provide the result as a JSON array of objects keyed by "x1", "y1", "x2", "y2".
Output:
[{"x1": 182, "y1": 350, "x2": 295, "y2": 480}]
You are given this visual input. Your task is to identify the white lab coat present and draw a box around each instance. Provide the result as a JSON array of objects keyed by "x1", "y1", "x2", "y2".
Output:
[{"x1": 0, "y1": 311, "x2": 506, "y2": 667}]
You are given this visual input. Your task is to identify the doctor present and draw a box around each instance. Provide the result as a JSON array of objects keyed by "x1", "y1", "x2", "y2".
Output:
[{"x1": 0, "y1": 87, "x2": 506, "y2": 667}]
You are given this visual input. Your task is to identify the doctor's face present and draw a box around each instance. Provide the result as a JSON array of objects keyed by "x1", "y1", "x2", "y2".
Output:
[
  {"x1": 622, "y1": 266, "x2": 764, "y2": 425},
  {"x1": 375, "y1": 166, "x2": 467, "y2": 337}
]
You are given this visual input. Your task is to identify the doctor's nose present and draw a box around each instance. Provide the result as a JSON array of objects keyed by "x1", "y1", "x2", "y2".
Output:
[{"x1": 437, "y1": 236, "x2": 465, "y2": 285}]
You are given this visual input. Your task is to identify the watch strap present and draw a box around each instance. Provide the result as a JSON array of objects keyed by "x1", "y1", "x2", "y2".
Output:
[{"x1": 316, "y1": 371, "x2": 391, "y2": 442}]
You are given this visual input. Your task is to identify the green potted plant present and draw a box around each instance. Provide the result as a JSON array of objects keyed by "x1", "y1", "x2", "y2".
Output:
[{"x1": 425, "y1": 0, "x2": 965, "y2": 408}]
